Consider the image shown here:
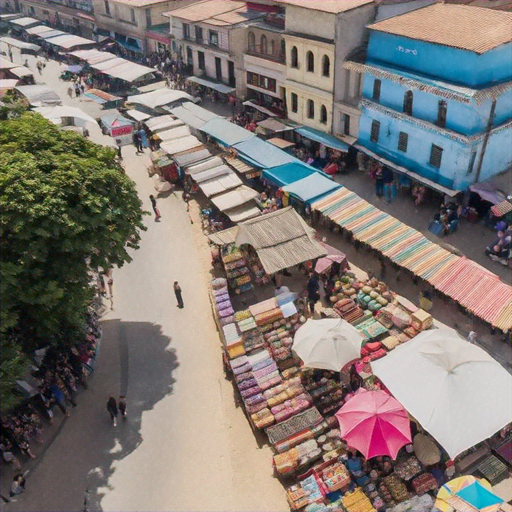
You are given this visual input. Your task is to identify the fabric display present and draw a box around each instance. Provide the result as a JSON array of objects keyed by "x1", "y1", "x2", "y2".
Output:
[
  {"x1": 266, "y1": 407, "x2": 324, "y2": 446},
  {"x1": 286, "y1": 474, "x2": 323, "y2": 510},
  {"x1": 320, "y1": 461, "x2": 351, "y2": 492},
  {"x1": 221, "y1": 244, "x2": 253, "y2": 294},
  {"x1": 411, "y1": 472, "x2": 438, "y2": 496},
  {"x1": 394, "y1": 456, "x2": 422, "y2": 481}
]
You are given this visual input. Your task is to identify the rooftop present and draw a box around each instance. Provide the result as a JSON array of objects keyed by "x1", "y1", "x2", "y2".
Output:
[
  {"x1": 275, "y1": 0, "x2": 374, "y2": 14},
  {"x1": 367, "y1": 3, "x2": 512, "y2": 54},
  {"x1": 164, "y1": 0, "x2": 246, "y2": 21},
  {"x1": 112, "y1": 0, "x2": 181, "y2": 7}
]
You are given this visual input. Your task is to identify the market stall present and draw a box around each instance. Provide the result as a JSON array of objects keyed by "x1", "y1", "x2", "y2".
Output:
[
  {"x1": 14, "y1": 85, "x2": 62, "y2": 106},
  {"x1": 83, "y1": 88, "x2": 122, "y2": 109},
  {"x1": 127, "y1": 88, "x2": 195, "y2": 111},
  {"x1": 200, "y1": 117, "x2": 255, "y2": 148},
  {"x1": 99, "y1": 114, "x2": 134, "y2": 145}
]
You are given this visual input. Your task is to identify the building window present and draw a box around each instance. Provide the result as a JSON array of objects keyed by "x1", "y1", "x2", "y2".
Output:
[
  {"x1": 183, "y1": 23, "x2": 190, "y2": 40},
  {"x1": 247, "y1": 72, "x2": 276, "y2": 92},
  {"x1": 372, "y1": 79, "x2": 381, "y2": 102},
  {"x1": 291, "y1": 93, "x2": 298, "y2": 113},
  {"x1": 260, "y1": 34, "x2": 267, "y2": 54},
  {"x1": 197, "y1": 50, "x2": 205, "y2": 71},
  {"x1": 403, "y1": 90, "x2": 413, "y2": 116},
  {"x1": 307, "y1": 99, "x2": 315, "y2": 119},
  {"x1": 291, "y1": 46, "x2": 298, "y2": 68},
  {"x1": 437, "y1": 100, "x2": 447, "y2": 128},
  {"x1": 467, "y1": 151, "x2": 477, "y2": 174},
  {"x1": 209, "y1": 30, "x2": 219, "y2": 47},
  {"x1": 398, "y1": 132, "x2": 408, "y2": 152},
  {"x1": 130, "y1": 8, "x2": 136, "y2": 23},
  {"x1": 29, "y1": 6, "x2": 35, "y2": 15},
  {"x1": 306, "y1": 51, "x2": 314, "y2": 72},
  {"x1": 320, "y1": 105, "x2": 328, "y2": 124},
  {"x1": 145, "y1": 8, "x2": 152, "y2": 27},
  {"x1": 186, "y1": 46, "x2": 193, "y2": 65},
  {"x1": 343, "y1": 114, "x2": 350, "y2": 135},
  {"x1": 429, "y1": 144, "x2": 443, "y2": 168},
  {"x1": 104, "y1": 0, "x2": 110, "y2": 15},
  {"x1": 370, "y1": 120, "x2": 380, "y2": 142},
  {"x1": 248, "y1": 31, "x2": 255, "y2": 52},
  {"x1": 322, "y1": 55, "x2": 330, "y2": 77},
  {"x1": 270, "y1": 39, "x2": 276, "y2": 56},
  {"x1": 195, "y1": 26, "x2": 203, "y2": 43}
]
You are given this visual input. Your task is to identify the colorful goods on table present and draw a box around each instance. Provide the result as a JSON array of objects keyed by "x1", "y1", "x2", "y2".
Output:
[
  {"x1": 342, "y1": 487, "x2": 377, "y2": 512},
  {"x1": 221, "y1": 245, "x2": 253, "y2": 294},
  {"x1": 411, "y1": 472, "x2": 438, "y2": 496},
  {"x1": 388, "y1": 494, "x2": 434, "y2": 512},
  {"x1": 382, "y1": 474, "x2": 409, "y2": 503},
  {"x1": 320, "y1": 461, "x2": 351, "y2": 492},
  {"x1": 286, "y1": 474, "x2": 324, "y2": 510},
  {"x1": 394, "y1": 456, "x2": 422, "y2": 481}
]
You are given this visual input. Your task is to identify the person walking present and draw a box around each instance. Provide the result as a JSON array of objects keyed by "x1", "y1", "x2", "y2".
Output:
[
  {"x1": 149, "y1": 195, "x2": 161, "y2": 221},
  {"x1": 106, "y1": 271, "x2": 114, "y2": 310},
  {"x1": 106, "y1": 397, "x2": 118, "y2": 426},
  {"x1": 133, "y1": 130, "x2": 141, "y2": 154},
  {"x1": 468, "y1": 331, "x2": 477, "y2": 344},
  {"x1": 67, "y1": 86, "x2": 74, "y2": 98},
  {"x1": 118, "y1": 396, "x2": 127, "y2": 420},
  {"x1": 50, "y1": 382, "x2": 69, "y2": 416},
  {"x1": 375, "y1": 166, "x2": 384, "y2": 198},
  {"x1": 174, "y1": 281, "x2": 184, "y2": 308},
  {"x1": 9, "y1": 474, "x2": 26, "y2": 498},
  {"x1": 307, "y1": 272, "x2": 320, "y2": 316}
]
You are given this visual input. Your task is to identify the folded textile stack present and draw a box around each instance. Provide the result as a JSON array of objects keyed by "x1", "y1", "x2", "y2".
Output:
[
  {"x1": 342, "y1": 487, "x2": 376, "y2": 512},
  {"x1": 221, "y1": 245, "x2": 253, "y2": 295}
]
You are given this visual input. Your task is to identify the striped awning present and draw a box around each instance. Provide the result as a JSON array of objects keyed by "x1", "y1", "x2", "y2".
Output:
[
  {"x1": 490, "y1": 200, "x2": 512, "y2": 218},
  {"x1": 312, "y1": 187, "x2": 512, "y2": 330}
]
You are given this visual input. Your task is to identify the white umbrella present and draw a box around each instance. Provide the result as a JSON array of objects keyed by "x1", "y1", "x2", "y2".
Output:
[
  {"x1": 371, "y1": 329, "x2": 512, "y2": 460},
  {"x1": 292, "y1": 318, "x2": 364, "y2": 372}
]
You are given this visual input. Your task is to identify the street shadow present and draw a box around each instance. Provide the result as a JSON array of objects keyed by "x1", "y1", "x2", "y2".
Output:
[{"x1": 83, "y1": 319, "x2": 178, "y2": 512}]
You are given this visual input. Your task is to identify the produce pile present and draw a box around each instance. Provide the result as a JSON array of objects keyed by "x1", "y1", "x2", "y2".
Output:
[{"x1": 382, "y1": 474, "x2": 409, "y2": 503}]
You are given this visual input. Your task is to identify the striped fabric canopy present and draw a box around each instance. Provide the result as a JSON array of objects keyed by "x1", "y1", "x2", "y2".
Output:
[{"x1": 312, "y1": 188, "x2": 512, "y2": 330}]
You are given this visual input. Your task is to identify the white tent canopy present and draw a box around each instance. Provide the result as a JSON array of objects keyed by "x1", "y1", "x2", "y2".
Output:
[
  {"x1": 156, "y1": 125, "x2": 191, "y2": 141},
  {"x1": 45, "y1": 34, "x2": 96, "y2": 49},
  {"x1": 69, "y1": 49, "x2": 118, "y2": 66},
  {"x1": 371, "y1": 329, "x2": 512, "y2": 459},
  {"x1": 128, "y1": 88, "x2": 194, "y2": 110},
  {"x1": 26, "y1": 25, "x2": 54, "y2": 35},
  {"x1": 293, "y1": 318, "x2": 364, "y2": 372},
  {"x1": 103, "y1": 61, "x2": 156, "y2": 83},
  {"x1": 34, "y1": 106, "x2": 98, "y2": 127}
]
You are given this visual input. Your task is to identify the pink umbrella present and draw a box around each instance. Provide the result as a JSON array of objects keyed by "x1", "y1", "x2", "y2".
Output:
[
  {"x1": 315, "y1": 241, "x2": 347, "y2": 274},
  {"x1": 335, "y1": 388, "x2": 412, "y2": 459}
]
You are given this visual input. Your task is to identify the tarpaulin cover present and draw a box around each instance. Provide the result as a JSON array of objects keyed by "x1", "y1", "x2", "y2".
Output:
[
  {"x1": 173, "y1": 148, "x2": 211, "y2": 168},
  {"x1": 234, "y1": 137, "x2": 300, "y2": 169},
  {"x1": 187, "y1": 75, "x2": 235, "y2": 94},
  {"x1": 100, "y1": 114, "x2": 133, "y2": 130},
  {"x1": 211, "y1": 185, "x2": 259, "y2": 211},
  {"x1": 371, "y1": 329, "x2": 512, "y2": 459},
  {"x1": 455, "y1": 481, "x2": 503, "y2": 510},
  {"x1": 200, "y1": 117, "x2": 255, "y2": 147},
  {"x1": 311, "y1": 187, "x2": 512, "y2": 329},
  {"x1": 26, "y1": 25, "x2": 54, "y2": 35},
  {"x1": 282, "y1": 172, "x2": 340, "y2": 203},
  {"x1": 1, "y1": 37, "x2": 41, "y2": 52},
  {"x1": 37, "y1": 30, "x2": 67, "y2": 40},
  {"x1": 295, "y1": 126, "x2": 350, "y2": 152},
  {"x1": 470, "y1": 181, "x2": 507, "y2": 205},
  {"x1": 160, "y1": 135, "x2": 202, "y2": 155},
  {"x1": 128, "y1": 88, "x2": 193, "y2": 109},
  {"x1": 15, "y1": 85, "x2": 62, "y2": 106},
  {"x1": 46, "y1": 34, "x2": 96, "y2": 49},
  {"x1": 262, "y1": 162, "x2": 315, "y2": 188}
]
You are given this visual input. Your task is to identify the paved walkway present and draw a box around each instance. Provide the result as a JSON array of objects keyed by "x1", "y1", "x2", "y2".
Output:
[{"x1": 2, "y1": 50, "x2": 287, "y2": 512}]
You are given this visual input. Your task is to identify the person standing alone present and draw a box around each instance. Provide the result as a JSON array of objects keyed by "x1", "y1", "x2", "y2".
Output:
[
  {"x1": 118, "y1": 396, "x2": 127, "y2": 420},
  {"x1": 106, "y1": 397, "x2": 118, "y2": 426},
  {"x1": 174, "y1": 281, "x2": 184, "y2": 308},
  {"x1": 149, "y1": 195, "x2": 161, "y2": 221}
]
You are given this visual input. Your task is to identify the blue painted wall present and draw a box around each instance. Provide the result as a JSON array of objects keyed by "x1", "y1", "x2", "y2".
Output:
[
  {"x1": 480, "y1": 128, "x2": 512, "y2": 182},
  {"x1": 367, "y1": 31, "x2": 512, "y2": 87}
]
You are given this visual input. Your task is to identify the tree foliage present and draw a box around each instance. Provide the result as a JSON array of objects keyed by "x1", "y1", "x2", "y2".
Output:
[{"x1": 1, "y1": 113, "x2": 146, "y2": 398}]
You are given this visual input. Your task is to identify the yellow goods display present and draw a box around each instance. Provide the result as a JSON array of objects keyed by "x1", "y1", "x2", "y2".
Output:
[{"x1": 342, "y1": 488, "x2": 377, "y2": 512}]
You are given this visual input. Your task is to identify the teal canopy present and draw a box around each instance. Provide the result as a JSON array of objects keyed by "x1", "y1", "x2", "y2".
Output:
[
  {"x1": 455, "y1": 481, "x2": 503, "y2": 510},
  {"x1": 282, "y1": 172, "x2": 341, "y2": 204},
  {"x1": 233, "y1": 137, "x2": 299, "y2": 169},
  {"x1": 295, "y1": 126, "x2": 350, "y2": 152},
  {"x1": 262, "y1": 162, "x2": 316, "y2": 188}
]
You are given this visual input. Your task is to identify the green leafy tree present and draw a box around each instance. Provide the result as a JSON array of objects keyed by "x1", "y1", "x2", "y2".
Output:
[{"x1": 1, "y1": 113, "x2": 146, "y2": 404}]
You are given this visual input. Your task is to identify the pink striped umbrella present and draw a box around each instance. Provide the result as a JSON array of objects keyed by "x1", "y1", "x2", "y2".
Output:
[{"x1": 336, "y1": 388, "x2": 411, "y2": 460}]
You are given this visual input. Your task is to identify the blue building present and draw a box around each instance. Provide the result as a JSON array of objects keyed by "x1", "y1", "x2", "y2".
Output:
[{"x1": 353, "y1": 3, "x2": 512, "y2": 192}]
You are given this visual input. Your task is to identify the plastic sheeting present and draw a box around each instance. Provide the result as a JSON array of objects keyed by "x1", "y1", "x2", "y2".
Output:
[
  {"x1": 200, "y1": 117, "x2": 255, "y2": 147},
  {"x1": 128, "y1": 88, "x2": 193, "y2": 109},
  {"x1": 233, "y1": 137, "x2": 299, "y2": 169},
  {"x1": 282, "y1": 173, "x2": 340, "y2": 203}
]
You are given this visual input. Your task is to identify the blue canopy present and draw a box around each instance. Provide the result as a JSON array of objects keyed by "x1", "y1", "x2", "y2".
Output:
[
  {"x1": 262, "y1": 162, "x2": 316, "y2": 188},
  {"x1": 455, "y1": 482, "x2": 503, "y2": 510},
  {"x1": 295, "y1": 126, "x2": 350, "y2": 152},
  {"x1": 100, "y1": 114, "x2": 133, "y2": 130},
  {"x1": 65, "y1": 65, "x2": 83, "y2": 74},
  {"x1": 233, "y1": 137, "x2": 299, "y2": 169},
  {"x1": 201, "y1": 118, "x2": 255, "y2": 147},
  {"x1": 282, "y1": 172, "x2": 340, "y2": 203}
]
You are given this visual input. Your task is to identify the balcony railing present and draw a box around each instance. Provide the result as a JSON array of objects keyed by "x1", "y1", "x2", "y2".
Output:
[{"x1": 246, "y1": 50, "x2": 285, "y2": 65}]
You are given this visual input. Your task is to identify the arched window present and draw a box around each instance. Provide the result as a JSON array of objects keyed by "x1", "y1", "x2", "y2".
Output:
[
  {"x1": 306, "y1": 51, "x2": 314, "y2": 72},
  {"x1": 403, "y1": 90, "x2": 413, "y2": 116},
  {"x1": 260, "y1": 34, "x2": 268, "y2": 54},
  {"x1": 291, "y1": 46, "x2": 298, "y2": 68},
  {"x1": 248, "y1": 31, "x2": 255, "y2": 52},
  {"x1": 270, "y1": 39, "x2": 276, "y2": 56},
  {"x1": 321, "y1": 55, "x2": 330, "y2": 77},
  {"x1": 307, "y1": 99, "x2": 315, "y2": 119},
  {"x1": 320, "y1": 105, "x2": 327, "y2": 124}
]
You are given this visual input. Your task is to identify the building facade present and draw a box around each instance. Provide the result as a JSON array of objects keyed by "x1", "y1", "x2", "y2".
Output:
[
  {"x1": 355, "y1": 3, "x2": 512, "y2": 191},
  {"x1": 94, "y1": 0, "x2": 192, "y2": 56},
  {"x1": 16, "y1": 0, "x2": 96, "y2": 39},
  {"x1": 244, "y1": 11, "x2": 286, "y2": 114},
  {"x1": 167, "y1": 1, "x2": 265, "y2": 98}
]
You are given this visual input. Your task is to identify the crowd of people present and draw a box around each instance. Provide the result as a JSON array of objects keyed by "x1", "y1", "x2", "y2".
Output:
[
  {"x1": 0, "y1": 312, "x2": 100, "y2": 498},
  {"x1": 486, "y1": 224, "x2": 512, "y2": 265}
]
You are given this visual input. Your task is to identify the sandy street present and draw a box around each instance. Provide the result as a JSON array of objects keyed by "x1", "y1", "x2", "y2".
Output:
[{"x1": 3, "y1": 50, "x2": 288, "y2": 512}]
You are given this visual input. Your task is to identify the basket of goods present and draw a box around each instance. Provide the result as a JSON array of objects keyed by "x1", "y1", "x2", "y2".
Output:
[
  {"x1": 394, "y1": 457, "x2": 422, "y2": 481},
  {"x1": 411, "y1": 472, "x2": 438, "y2": 495},
  {"x1": 321, "y1": 462, "x2": 351, "y2": 492},
  {"x1": 383, "y1": 475, "x2": 409, "y2": 503}
]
